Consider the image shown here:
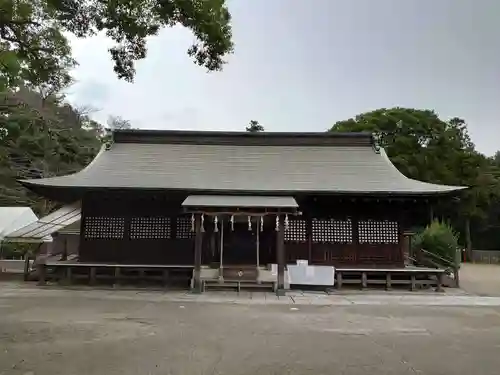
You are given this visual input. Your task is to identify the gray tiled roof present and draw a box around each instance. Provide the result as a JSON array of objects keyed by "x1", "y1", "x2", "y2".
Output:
[
  {"x1": 20, "y1": 131, "x2": 466, "y2": 195},
  {"x1": 183, "y1": 195, "x2": 298, "y2": 208}
]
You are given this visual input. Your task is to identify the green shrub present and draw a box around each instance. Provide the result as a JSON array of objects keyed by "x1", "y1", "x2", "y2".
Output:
[{"x1": 411, "y1": 220, "x2": 459, "y2": 261}]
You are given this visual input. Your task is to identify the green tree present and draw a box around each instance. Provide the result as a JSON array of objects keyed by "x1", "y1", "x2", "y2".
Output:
[
  {"x1": 331, "y1": 108, "x2": 475, "y2": 183},
  {"x1": 330, "y1": 107, "x2": 500, "y2": 258},
  {"x1": 412, "y1": 220, "x2": 460, "y2": 261},
  {"x1": 246, "y1": 120, "x2": 264, "y2": 132},
  {"x1": 107, "y1": 115, "x2": 132, "y2": 130},
  {"x1": 493, "y1": 151, "x2": 500, "y2": 166},
  {"x1": 0, "y1": 87, "x2": 102, "y2": 214},
  {"x1": 0, "y1": 0, "x2": 233, "y2": 91}
]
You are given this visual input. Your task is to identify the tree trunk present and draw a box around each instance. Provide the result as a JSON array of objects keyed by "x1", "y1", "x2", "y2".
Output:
[{"x1": 464, "y1": 217, "x2": 472, "y2": 262}]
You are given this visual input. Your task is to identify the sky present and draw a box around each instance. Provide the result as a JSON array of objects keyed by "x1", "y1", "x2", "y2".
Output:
[{"x1": 67, "y1": 0, "x2": 499, "y2": 156}]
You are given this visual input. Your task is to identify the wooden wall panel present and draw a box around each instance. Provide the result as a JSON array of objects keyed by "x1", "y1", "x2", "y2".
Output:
[{"x1": 75, "y1": 191, "x2": 423, "y2": 267}]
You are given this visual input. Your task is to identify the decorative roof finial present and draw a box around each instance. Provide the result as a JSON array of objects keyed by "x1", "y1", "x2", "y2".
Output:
[
  {"x1": 372, "y1": 132, "x2": 381, "y2": 153},
  {"x1": 104, "y1": 128, "x2": 114, "y2": 150}
]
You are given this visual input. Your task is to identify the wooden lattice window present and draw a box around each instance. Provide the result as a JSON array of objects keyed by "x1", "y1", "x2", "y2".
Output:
[
  {"x1": 312, "y1": 219, "x2": 352, "y2": 243},
  {"x1": 284, "y1": 219, "x2": 307, "y2": 242},
  {"x1": 333, "y1": 220, "x2": 353, "y2": 243},
  {"x1": 84, "y1": 217, "x2": 125, "y2": 239},
  {"x1": 176, "y1": 217, "x2": 194, "y2": 239},
  {"x1": 130, "y1": 217, "x2": 171, "y2": 240},
  {"x1": 358, "y1": 220, "x2": 399, "y2": 244}
]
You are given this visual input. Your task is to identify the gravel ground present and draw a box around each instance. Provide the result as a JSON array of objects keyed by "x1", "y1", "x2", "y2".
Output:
[
  {"x1": 1, "y1": 284, "x2": 500, "y2": 375},
  {"x1": 459, "y1": 263, "x2": 500, "y2": 296}
]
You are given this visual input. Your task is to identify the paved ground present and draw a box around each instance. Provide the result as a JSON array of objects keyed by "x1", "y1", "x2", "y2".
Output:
[
  {"x1": 459, "y1": 263, "x2": 500, "y2": 296},
  {"x1": 0, "y1": 260, "x2": 27, "y2": 274},
  {"x1": 1, "y1": 284, "x2": 500, "y2": 375}
]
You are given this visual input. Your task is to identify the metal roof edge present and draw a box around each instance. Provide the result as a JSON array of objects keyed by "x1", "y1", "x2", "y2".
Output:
[
  {"x1": 378, "y1": 148, "x2": 468, "y2": 192},
  {"x1": 112, "y1": 129, "x2": 375, "y2": 147},
  {"x1": 17, "y1": 144, "x2": 106, "y2": 188},
  {"x1": 17, "y1": 185, "x2": 467, "y2": 198},
  {"x1": 113, "y1": 129, "x2": 373, "y2": 138}
]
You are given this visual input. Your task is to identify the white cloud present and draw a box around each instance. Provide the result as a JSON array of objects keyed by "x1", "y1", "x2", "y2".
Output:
[{"x1": 65, "y1": 0, "x2": 499, "y2": 155}]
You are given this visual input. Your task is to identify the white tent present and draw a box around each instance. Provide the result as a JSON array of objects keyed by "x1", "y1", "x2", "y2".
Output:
[
  {"x1": 4, "y1": 203, "x2": 81, "y2": 243},
  {"x1": 0, "y1": 207, "x2": 52, "y2": 243}
]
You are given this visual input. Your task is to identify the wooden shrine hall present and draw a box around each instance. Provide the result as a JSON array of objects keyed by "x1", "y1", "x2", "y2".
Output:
[{"x1": 17, "y1": 130, "x2": 465, "y2": 294}]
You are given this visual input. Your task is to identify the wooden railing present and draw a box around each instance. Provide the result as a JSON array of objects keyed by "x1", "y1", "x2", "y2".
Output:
[{"x1": 412, "y1": 248, "x2": 461, "y2": 287}]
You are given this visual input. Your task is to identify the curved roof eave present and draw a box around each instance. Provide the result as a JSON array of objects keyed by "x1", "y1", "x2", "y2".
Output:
[
  {"x1": 17, "y1": 144, "x2": 106, "y2": 189},
  {"x1": 17, "y1": 136, "x2": 468, "y2": 197},
  {"x1": 377, "y1": 148, "x2": 468, "y2": 193}
]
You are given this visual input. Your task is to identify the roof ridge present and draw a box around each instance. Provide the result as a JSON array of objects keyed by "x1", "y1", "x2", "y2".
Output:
[{"x1": 112, "y1": 129, "x2": 375, "y2": 147}]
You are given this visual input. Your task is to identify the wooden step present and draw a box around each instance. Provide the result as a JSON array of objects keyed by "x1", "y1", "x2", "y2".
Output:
[
  {"x1": 203, "y1": 280, "x2": 273, "y2": 292},
  {"x1": 222, "y1": 266, "x2": 258, "y2": 281}
]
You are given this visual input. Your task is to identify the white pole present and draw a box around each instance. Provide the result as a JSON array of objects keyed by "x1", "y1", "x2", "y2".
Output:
[{"x1": 219, "y1": 218, "x2": 224, "y2": 282}]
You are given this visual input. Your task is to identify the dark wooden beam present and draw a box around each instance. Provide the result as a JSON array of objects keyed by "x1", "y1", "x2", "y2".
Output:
[
  {"x1": 78, "y1": 198, "x2": 87, "y2": 257},
  {"x1": 276, "y1": 215, "x2": 286, "y2": 296},
  {"x1": 306, "y1": 216, "x2": 312, "y2": 263},
  {"x1": 351, "y1": 215, "x2": 359, "y2": 264},
  {"x1": 183, "y1": 208, "x2": 298, "y2": 215},
  {"x1": 192, "y1": 213, "x2": 203, "y2": 293},
  {"x1": 398, "y1": 209, "x2": 407, "y2": 267}
]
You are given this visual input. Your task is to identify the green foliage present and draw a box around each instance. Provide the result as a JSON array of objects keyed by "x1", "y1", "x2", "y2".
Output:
[
  {"x1": 0, "y1": 0, "x2": 75, "y2": 92},
  {"x1": 1, "y1": 0, "x2": 234, "y2": 90},
  {"x1": 330, "y1": 107, "x2": 500, "y2": 252},
  {"x1": 0, "y1": 242, "x2": 37, "y2": 259},
  {"x1": 330, "y1": 107, "x2": 500, "y2": 221},
  {"x1": 107, "y1": 115, "x2": 132, "y2": 130},
  {"x1": 0, "y1": 87, "x2": 103, "y2": 214},
  {"x1": 331, "y1": 108, "x2": 474, "y2": 183},
  {"x1": 493, "y1": 151, "x2": 500, "y2": 166},
  {"x1": 246, "y1": 120, "x2": 264, "y2": 132},
  {"x1": 412, "y1": 221, "x2": 459, "y2": 261}
]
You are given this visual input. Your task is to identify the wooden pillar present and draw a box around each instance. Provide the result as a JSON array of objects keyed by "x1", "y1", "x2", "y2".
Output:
[
  {"x1": 352, "y1": 215, "x2": 360, "y2": 264},
  {"x1": 89, "y1": 267, "x2": 96, "y2": 285},
  {"x1": 435, "y1": 272, "x2": 444, "y2": 292},
  {"x1": 454, "y1": 246, "x2": 461, "y2": 288},
  {"x1": 336, "y1": 271, "x2": 343, "y2": 289},
  {"x1": 256, "y1": 218, "x2": 260, "y2": 271},
  {"x1": 398, "y1": 206, "x2": 406, "y2": 267},
  {"x1": 139, "y1": 268, "x2": 146, "y2": 285},
  {"x1": 361, "y1": 271, "x2": 367, "y2": 290},
  {"x1": 464, "y1": 217, "x2": 472, "y2": 262},
  {"x1": 219, "y1": 217, "x2": 224, "y2": 280},
  {"x1": 23, "y1": 254, "x2": 31, "y2": 281},
  {"x1": 65, "y1": 267, "x2": 72, "y2": 285},
  {"x1": 410, "y1": 274, "x2": 416, "y2": 291},
  {"x1": 113, "y1": 267, "x2": 121, "y2": 288},
  {"x1": 60, "y1": 235, "x2": 68, "y2": 261},
  {"x1": 276, "y1": 214, "x2": 286, "y2": 296},
  {"x1": 78, "y1": 201, "x2": 87, "y2": 260},
  {"x1": 192, "y1": 213, "x2": 203, "y2": 293},
  {"x1": 162, "y1": 269, "x2": 169, "y2": 288},
  {"x1": 385, "y1": 273, "x2": 392, "y2": 290},
  {"x1": 402, "y1": 232, "x2": 412, "y2": 266},
  {"x1": 37, "y1": 263, "x2": 46, "y2": 286},
  {"x1": 306, "y1": 217, "x2": 313, "y2": 263},
  {"x1": 219, "y1": 217, "x2": 224, "y2": 281}
]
